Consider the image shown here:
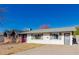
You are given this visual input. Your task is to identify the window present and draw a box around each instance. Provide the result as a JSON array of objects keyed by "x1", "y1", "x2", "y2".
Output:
[
  {"x1": 31, "y1": 34, "x2": 43, "y2": 39},
  {"x1": 50, "y1": 33, "x2": 59, "y2": 39}
]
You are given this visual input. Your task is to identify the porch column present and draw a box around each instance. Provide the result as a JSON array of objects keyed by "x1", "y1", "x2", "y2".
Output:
[
  {"x1": 70, "y1": 32, "x2": 73, "y2": 45},
  {"x1": 27, "y1": 34, "x2": 32, "y2": 43},
  {"x1": 61, "y1": 33, "x2": 64, "y2": 45}
]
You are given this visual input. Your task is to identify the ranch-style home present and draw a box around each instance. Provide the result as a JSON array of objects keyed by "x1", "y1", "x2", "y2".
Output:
[{"x1": 20, "y1": 27, "x2": 77, "y2": 45}]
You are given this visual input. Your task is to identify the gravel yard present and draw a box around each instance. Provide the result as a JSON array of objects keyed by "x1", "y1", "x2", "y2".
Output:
[
  {"x1": 0, "y1": 43, "x2": 42, "y2": 55},
  {"x1": 1, "y1": 43, "x2": 79, "y2": 55}
]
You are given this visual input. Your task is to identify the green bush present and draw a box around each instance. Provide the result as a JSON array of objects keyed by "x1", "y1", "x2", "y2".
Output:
[{"x1": 74, "y1": 27, "x2": 79, "y2": 35}]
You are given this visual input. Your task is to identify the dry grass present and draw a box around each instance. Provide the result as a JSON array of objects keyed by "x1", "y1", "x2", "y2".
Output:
[{"x1": 0, "y1": 43, "x2": 42, "y2": 55}]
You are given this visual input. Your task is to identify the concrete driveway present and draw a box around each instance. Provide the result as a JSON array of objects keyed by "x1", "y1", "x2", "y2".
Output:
[{"x1": 14, "y1": 44, "x2": 79, "y2": 55}]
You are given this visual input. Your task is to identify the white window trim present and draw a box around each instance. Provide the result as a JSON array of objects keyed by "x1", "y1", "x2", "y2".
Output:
[
  {"x1": 50, "y1": 33, "x2": 61, "y2": 40},
  {"x1": 31, "y1": 34, "x2": 43, "y2": 40}
]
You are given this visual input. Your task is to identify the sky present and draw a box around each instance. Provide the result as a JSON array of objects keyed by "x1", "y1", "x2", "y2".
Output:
[{"x1": 0, "y1": 4, "x2": 79, "y2": 32}]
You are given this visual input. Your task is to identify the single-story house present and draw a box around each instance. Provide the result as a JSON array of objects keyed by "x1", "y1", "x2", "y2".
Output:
[{"x1": 20, "y1": 27, "x2": 77, "y2": 45}]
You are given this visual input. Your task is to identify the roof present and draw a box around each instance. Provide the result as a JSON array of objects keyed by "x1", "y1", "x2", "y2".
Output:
[{"x1": 20, "y1": 27, "x2": 76, "y2": 34}]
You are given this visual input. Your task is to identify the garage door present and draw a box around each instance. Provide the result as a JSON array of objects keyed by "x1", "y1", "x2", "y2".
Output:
[{"x1": 64, "y1": 33, "x2": 70, "y2": 45}]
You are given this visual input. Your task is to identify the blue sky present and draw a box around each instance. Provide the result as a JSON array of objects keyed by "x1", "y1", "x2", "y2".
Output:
[{"x1": 0, "y1": 4, "x2": 79, "y2": 32}]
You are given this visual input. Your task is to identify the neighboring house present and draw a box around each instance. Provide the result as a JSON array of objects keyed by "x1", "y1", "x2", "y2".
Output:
[{"x1": 20, "y1": 27, "x2": 77, "y2": 45}]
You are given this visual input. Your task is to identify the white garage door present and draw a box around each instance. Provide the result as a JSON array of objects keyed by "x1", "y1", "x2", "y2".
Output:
[{"x1": 64, "y1": 33, "x2": 70, "y2": 45}]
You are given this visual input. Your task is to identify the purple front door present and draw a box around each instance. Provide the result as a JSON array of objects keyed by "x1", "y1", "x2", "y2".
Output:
[{"x1": 21, "y1": 35, "x2": 26, "y2": 43}]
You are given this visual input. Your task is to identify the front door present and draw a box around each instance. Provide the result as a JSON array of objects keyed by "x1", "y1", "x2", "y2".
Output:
[
  {"x1": 64, "y1": 33, "x2": 70, "y2": 45},
  {"x1": 21, "y1": 34, "x2": 27, "y2": 43}
]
